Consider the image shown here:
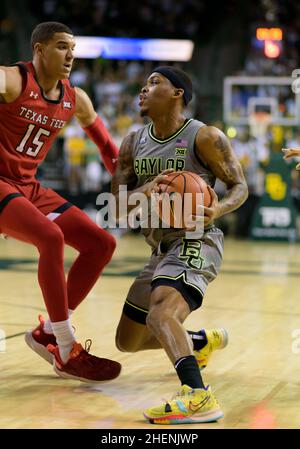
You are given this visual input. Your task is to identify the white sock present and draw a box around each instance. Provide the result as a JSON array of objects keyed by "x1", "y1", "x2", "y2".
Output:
[
  {"x1": 51, "y1": 319, "x2": 75, "y2": 364},
  {"x1": 43, "y1": 309, "x2": 74, "y2": 335},
  {"x1": 43, "y1": 318, "x2": 53, "y2": 334}
]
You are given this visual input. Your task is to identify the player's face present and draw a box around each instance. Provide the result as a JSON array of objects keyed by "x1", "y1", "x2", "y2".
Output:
[
  {"x1": 41, "y1": 32, "x2": 75, "y2": 79},
  {"x1": 139, "y1": 73, "x2": 176, "y2": 117}
]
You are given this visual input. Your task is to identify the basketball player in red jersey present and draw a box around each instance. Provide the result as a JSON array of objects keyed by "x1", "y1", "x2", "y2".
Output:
[{"x1": 0, "y1": 22, "x2": 121, "y2": 382}]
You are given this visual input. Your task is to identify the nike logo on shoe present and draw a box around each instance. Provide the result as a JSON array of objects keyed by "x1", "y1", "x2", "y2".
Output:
[{"x1": 189, "y1": 395, "x2": 210, "y2": 412}]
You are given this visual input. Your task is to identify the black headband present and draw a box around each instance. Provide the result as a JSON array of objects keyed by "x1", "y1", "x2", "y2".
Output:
[{"x1": 152, "y1": 66, "x2": 192, "y2": 105}]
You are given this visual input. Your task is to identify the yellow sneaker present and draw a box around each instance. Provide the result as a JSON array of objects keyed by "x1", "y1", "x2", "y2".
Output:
[
  {"x1": 195, "y1": 328, "x2": 228, "y2": 370},
  {"x1": 143, "y1": 384, "x2": 224, "y2": 424}
]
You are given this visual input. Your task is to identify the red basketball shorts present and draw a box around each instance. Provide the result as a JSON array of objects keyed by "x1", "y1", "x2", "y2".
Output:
[{"x1": 0, "y1": 177, "x2": 72, "y2": 226}]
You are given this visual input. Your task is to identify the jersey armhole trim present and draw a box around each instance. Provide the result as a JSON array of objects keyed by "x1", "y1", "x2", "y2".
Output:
[{"x1": 9, "y1": 63, "x2": 28, "y2": 95}]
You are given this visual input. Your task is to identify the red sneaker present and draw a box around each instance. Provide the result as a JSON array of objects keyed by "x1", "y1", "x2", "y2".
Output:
[
  {"x1": 48, "y1": 340, "x2": 122, "y2": 383},
  {"x1": 25, "y1": 315, "x2": 57, "y2": 364}
]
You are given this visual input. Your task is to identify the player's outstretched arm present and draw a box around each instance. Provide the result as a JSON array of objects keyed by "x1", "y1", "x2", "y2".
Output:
[
  {"x1": 74, "y1": 86, "x2": 119, "y2": 175},
  {"x1": 196, "y1": 125, "x2": 248, "y2": 220},
  {"x1": 0, "y1": 66, "x2": 23, "y2": 103}
]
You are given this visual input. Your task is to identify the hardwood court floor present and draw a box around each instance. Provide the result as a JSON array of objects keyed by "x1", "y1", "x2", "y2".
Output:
[{"x1": 0, "y1": 233, "x2": 300, "y2": 429}]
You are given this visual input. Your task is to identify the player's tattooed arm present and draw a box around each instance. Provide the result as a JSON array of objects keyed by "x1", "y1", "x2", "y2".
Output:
[
  {"x1": 0, "y1": 66, "x2": 23, "y2": 103},
  {"x1": 111, "y1": 132, "x2": 140, "y2": 220},
  {"x1": 111, "y1": 132, "x2": 137, "y2": 194},
  {"x1": 196, "y1": 126, "x2": 248, "y2": 219}
]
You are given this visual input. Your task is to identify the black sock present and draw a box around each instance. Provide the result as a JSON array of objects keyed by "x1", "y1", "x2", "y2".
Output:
[
  {"x1": 174, "y1": 355, "x2": 205, "y2": 389},
  {"x1": 187, "y1": 329, "x2": 208, "y2": 351}
]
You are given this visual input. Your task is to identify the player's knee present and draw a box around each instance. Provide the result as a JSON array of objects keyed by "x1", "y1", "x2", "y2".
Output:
[
  {"x1": 47, "y1": 226, "x2": 64, "y2": 245},
  {"x1": 146, "y1": 304, "x2": 167, "y2": 333},
  {"x1": 91, "y1": 230, "x2": 116, "y2": 262},
  {"x1": 38, "y1": 224, "x2": 64, "y2": 250},
  {"x1": 115, "y1": 329, "x2": 139, "y2": 353}
]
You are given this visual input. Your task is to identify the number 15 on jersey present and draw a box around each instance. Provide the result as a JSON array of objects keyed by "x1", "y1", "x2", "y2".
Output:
[{"x1": 16, "y1": 124, "x2": 50, "y2": 157}]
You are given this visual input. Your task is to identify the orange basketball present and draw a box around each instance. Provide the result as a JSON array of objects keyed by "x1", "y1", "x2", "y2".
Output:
[{"x1": 157, "y1": 171, "x2": 212, "y2": 229}]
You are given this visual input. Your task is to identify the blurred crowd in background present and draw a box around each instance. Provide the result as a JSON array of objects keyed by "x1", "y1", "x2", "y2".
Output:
[{"x1": 2, "y1": 0, "x2": 300, "y2": 238}]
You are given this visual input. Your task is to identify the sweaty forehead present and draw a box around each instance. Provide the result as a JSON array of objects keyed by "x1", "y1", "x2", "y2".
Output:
[
  {"x1": 147, "y1": 72, "x2": 171, "y2": 84},
  {"x1": 51, "y1": 32, "x2": 75, "y2": 45}
]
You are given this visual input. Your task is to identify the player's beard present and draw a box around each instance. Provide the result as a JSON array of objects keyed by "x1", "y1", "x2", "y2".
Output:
[{"x1": 140, "y1": 108, "x2": 148, "y2": 117}]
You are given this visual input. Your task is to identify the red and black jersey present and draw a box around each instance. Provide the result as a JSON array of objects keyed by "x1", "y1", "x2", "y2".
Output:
[{"x1": 0, "y1": 61, "x2": 76, "y2": 183}]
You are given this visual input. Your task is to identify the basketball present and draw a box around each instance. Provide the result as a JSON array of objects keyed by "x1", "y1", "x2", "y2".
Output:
[{"x1": 157, "y1": 170, "x2": 212, "y2": 228}]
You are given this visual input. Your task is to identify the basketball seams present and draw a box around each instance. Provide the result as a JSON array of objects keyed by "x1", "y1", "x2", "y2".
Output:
[
  {"x1": 185, "y1": 171, "x2": 206, "y2": 189},
  {"x1": 183, "y1": 171, "x2": 211, "y2": 207},
  {"x1": 182, "y1": 172, "x2": 199, "y2": 218},
  {"x1": 167, "y1": 173, "x2": 184, "y2": 227},
  {"x1": 159, "y1": 172, "x2": 183, "y2": 228},
  {"x1": 185, "y1": 171, "x2": 201, "y2": 184},
  {"x1": 165, "y1": 172, "x2": 182, "y2": 190},
  {"x1": 158, "y1": 170, "x2": 212, "y2": 226}
]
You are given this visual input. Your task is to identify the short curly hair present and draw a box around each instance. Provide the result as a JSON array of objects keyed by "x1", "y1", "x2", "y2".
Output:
[{"x1": 31, "y1": 21, "x2": 73, "y2": 51}]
